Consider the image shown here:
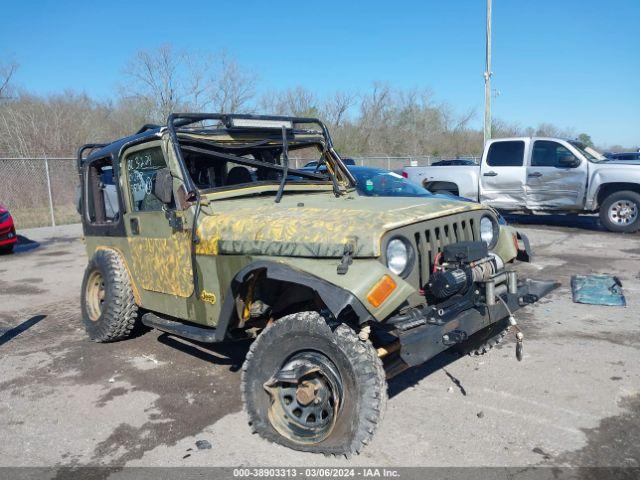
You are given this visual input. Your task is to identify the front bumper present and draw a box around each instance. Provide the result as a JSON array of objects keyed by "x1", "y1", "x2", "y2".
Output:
[{"x1": 388, "y1": 276, "x2": 558, "y2": 367}]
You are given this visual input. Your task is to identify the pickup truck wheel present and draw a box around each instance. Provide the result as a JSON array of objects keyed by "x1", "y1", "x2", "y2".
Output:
[
  {"x1": 242, "y1": 312, "x2": 387, "y2": 456},
  {"x1": 600, "y1": 190, "x2": 640, "y2": 233},
  {"x1": 81, "y1": 249, "x2": 140, "y2": 342}
]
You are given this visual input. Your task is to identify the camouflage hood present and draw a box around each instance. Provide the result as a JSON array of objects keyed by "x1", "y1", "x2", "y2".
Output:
[{"x1": 195, "y1": 193, "x2": 485, "y2": 258}]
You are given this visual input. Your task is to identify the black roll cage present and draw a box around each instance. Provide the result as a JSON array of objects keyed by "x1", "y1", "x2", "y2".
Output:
[
  {"x1": 179, "y1": 144, "x2": 327, "y2": 182},
  {"x1": 76, "y1": 143, "x2": 108, "y2": 171},
  {"x1": 166, "y1": 113, "x2": 357, "y2": 200}
]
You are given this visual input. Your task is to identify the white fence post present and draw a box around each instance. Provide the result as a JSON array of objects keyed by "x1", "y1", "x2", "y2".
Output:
[{"x1": 44, "y1": 157, "x2": 56, "y2": 227}]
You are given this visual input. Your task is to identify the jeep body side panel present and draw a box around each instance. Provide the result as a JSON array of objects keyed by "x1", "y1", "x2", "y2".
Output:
[
  {"x1": 84, "y1": 235, "x2": 229, "y2": 326},
  {"x1": 119, "y1": 140, "x2": 194, "y2": 298}
]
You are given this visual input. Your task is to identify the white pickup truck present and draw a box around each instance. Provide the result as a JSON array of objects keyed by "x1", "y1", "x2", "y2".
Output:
[{"x1": 403, "y1": 137, "x2": 640, "y2": 232}]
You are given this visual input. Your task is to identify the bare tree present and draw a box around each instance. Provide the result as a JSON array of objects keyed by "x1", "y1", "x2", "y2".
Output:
[
  {"x1": 322, "y1": 91, "x2": 356, "y2": 128},
  {"x1": 121, "y1": 46, "x2": 257, "y2": 119},
  {"x1": 183, "y1": 52, "x2": 215, "y2": 111},
  {"x1": 211, "y1": 53, "x2": 258, "y2": 113},
  {"x1": 534, "y1": 122, "x2": 575, "y2": 139},
  {"x1": 122, "y1": 44, "x2": 185, "y2": 121},
  {"x1": 0, "y1": 61, "x2": 18, "y2": 100},
  {"x1": 260, "y1": 86, "x2": 319, "y2": 117}
]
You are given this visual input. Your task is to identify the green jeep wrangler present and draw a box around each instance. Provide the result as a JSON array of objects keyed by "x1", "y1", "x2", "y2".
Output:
[{"x1": 77, "y1": 114, "x2": 555, "y2": 455}]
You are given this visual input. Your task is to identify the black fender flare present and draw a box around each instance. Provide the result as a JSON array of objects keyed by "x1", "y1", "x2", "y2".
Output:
[{"x1": 214, "y1": 261, "x2": 373, "y2": 341}]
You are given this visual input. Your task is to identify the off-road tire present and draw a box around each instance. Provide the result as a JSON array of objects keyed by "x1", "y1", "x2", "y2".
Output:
[
  {"x1": 0, "y1": 244, "x2": 14, "y2": 254},
  {"x1": 599, "y1": 190, "x2": 640, "y2": 233},
  {"x1": 454, "y1": 318, "x2": 510, "y2": 356},
  {"x1": 242, "y1": 312, "x2": 387, "y2": 456},
  {"x1": 81, "y1": 249, "x2": 139, "y2": 342}
]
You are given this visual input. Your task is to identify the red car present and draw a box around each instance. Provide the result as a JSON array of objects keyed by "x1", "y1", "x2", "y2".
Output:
[{"x1": 0, "y1": 204, "x2": 17, "y2": 253}]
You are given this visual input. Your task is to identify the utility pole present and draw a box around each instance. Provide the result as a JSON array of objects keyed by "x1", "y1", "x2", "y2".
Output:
[{"x1": 483, "y1": 0, "x2": 492, "y2": 145}]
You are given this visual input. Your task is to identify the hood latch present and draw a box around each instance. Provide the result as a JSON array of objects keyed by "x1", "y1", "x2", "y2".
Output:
[{"x1": 337, "y1": 237, "x2": 357, "y2": 275}]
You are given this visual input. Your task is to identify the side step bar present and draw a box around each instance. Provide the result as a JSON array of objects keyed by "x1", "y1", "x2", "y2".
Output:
[{"x1": 142, "y1": 313, "x2": 218, "y2": 343}]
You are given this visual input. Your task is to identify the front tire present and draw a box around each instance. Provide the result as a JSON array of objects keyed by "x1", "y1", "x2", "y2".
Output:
[
  {"x1": 600, "y1": 190, "x2": 640, "y2": 233},
  {"x1": 242, "y1": 312, "x2": 387, "y2": 455},
  {"x1": 81, "y1": 249, "x2": 139, "y2": 342}
]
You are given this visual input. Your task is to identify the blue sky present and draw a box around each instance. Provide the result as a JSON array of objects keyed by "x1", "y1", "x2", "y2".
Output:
[{"x1": 1, "y1": 0, "x2": 638, "y2": 146}]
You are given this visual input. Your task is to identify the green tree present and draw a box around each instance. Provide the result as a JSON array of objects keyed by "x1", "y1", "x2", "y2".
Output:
[{"x1": 577, "y1": 133, "x2": 594, "y2": 148}]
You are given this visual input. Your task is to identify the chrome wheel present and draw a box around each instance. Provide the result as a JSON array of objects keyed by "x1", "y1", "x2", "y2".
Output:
[
  {"x1": 608, "y1": 199, "x2": 638, "y2": 226},
  {"x1": 264, "y1": 351, "x2": 342, "y2": 445}
]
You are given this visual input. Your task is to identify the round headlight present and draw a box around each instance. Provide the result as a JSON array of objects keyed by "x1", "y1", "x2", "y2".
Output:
[
  {"x1": 480, "y1": 215, "x2": 498, "y2": 248},
  {"x1": 386, "y1": 238, "x2": 412, "y2": 276}
]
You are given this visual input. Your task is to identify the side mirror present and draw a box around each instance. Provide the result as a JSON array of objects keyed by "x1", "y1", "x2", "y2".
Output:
[
  {"x1": 558, "y1": 155, "x2": 580, "y2": 168},
  {"x1": 153, "y1": 168, "x2": 173, "y2": 204}
]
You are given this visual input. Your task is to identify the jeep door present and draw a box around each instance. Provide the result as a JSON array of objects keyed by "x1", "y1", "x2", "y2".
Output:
[
  {"x1": 525, "y1": 139, "x2": 588, "y2": 209},
  {"x1": 479, "y1": 139, "x2": 527, "y2": 209},
  {"x1": 121, "y1": 142, "x2": 194, "y2": 299}
]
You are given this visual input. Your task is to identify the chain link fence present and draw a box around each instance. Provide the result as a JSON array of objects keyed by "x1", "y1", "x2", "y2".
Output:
[
  {"x1": 0, "y1": 155, "x2": 479, "y2": 229},
  {"x1": 0, "y1": 158, "x2": 79, "y2": 229}
]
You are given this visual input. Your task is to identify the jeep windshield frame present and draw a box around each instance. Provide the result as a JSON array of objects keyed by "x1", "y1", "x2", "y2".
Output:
[{"x1": 166, "y1": 113, "x2": 357, "y2": 201}]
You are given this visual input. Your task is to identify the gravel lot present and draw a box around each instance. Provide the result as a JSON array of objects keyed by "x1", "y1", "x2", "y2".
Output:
[{"x1": 0, "y1": 219, "x2": 638, "y2": 471}]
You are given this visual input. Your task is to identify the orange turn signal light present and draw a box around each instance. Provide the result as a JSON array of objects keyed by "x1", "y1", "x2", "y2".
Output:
[{"x1": 367, "y1": 275, "x2": 397, "y2": 308}]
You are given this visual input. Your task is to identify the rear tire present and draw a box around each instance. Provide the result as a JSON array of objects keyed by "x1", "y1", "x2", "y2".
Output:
[
  {"x1": 242, "y1": 312, "x2": 387, "y2": 456},
  {"x1": 81, "y1": 249, "x2": 139, "y2": 342},
  {"x1": 599, "y1": 190, "x2": 640, "y2": 233}
]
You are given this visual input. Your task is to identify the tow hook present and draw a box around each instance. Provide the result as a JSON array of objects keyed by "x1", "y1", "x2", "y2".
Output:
[{"x1": 509, "y1": 315, "x2": 524, "y2": 361}]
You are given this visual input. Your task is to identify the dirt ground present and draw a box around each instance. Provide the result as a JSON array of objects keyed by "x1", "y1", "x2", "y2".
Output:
[{"x1": 0, "y1": 218, "x2": 638, "y2": 471}]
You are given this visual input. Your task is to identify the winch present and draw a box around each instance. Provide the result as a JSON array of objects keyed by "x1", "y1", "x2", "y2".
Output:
[{"x1": 426, "y1": 241, "x2": 506, "y2": 303}]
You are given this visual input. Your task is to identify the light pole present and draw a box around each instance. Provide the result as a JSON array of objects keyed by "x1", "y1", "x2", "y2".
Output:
[{"x1": 483, "y1": 0, "x2": 492, "y2": 145}]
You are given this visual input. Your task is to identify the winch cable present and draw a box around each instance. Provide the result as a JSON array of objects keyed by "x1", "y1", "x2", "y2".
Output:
[{"x1": 497, "y1": 295, "x2": 524, "y2": 361}]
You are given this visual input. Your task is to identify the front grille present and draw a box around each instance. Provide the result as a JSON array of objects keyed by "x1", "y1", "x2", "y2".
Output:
[{"x1": 382, "y1": 210, "x2": 485, "y2": 290}]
